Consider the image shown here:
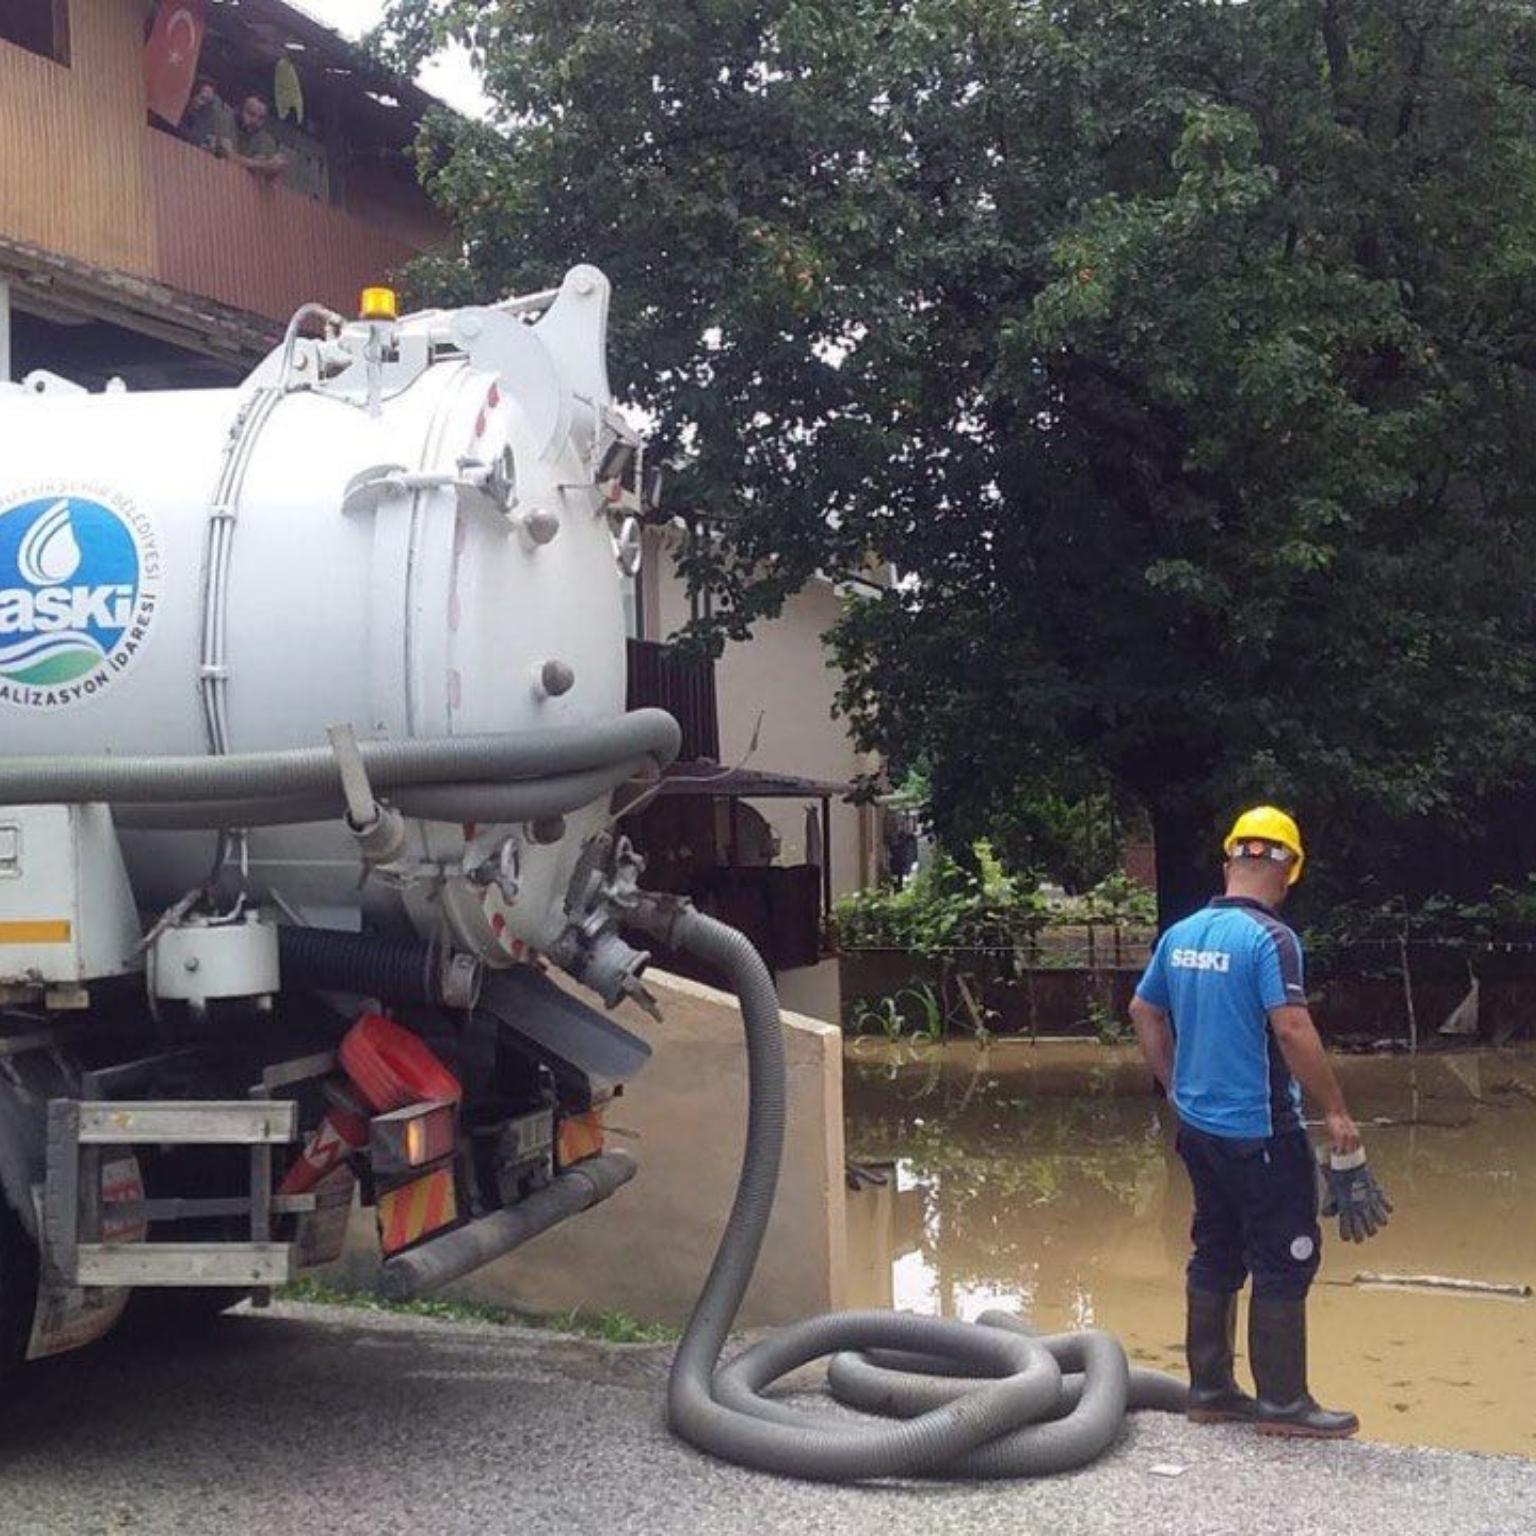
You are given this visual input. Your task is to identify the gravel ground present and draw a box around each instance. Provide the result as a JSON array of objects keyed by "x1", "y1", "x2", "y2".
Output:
[{"x1": 1, "y1": 1301, "x2": 1532, "y2": 1536}]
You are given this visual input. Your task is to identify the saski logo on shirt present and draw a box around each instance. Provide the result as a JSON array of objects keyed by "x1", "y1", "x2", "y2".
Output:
[{"x1": 1168, "y1": 947, "x2": 1232, "y2": 973}]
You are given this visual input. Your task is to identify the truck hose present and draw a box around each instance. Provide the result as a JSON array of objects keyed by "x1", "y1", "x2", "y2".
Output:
[
  {"x1": 0, "y1": 709, "x2": 680, "y2": 806},
  {"x1": 110, "y1": 756, "x2": 654, "y2": 830},
  {"x1": 628, "y1": 899, "x2": 1187, "y2": 1482},
  {"x1": 276, "y1": 927, "x2": 454, "y2": 1008}
]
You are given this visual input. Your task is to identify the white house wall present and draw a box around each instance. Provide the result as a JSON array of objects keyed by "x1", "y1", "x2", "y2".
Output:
[{"x1": 647, "y1": 538, "x2": 880, "y2": 901}]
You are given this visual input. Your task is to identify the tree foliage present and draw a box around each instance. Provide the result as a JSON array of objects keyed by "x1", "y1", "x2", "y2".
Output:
[{"x1": 379, "y1": 0, "x2": 1536, "y2": 923}]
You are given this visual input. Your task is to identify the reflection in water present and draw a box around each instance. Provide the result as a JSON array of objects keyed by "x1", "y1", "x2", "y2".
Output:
[{"x1": 844, "y1": 1040, "x2": 1536, "y2": 1457}]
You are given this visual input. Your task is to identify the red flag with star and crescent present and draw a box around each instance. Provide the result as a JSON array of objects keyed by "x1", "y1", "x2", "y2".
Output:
[{"x1": 144, "y1": 0, "x2": 207, "y2": 126}]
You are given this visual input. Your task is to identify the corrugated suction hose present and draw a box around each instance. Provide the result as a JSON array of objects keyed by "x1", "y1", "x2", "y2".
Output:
[
  {"x1": 277, "y1": 927, "x2": 453, "y2": 1007},
  {"x1": 0, "y1": 710, "x2": 680, "y2": 807},
  {"x1": 111, "y1": 757, "x2": 654, "y2": 830},
  {"x1": 628, "y1": 899, "x2": 1187, "y2": 1482}
]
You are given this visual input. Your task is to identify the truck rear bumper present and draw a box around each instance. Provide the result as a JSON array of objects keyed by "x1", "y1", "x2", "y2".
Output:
[{"x1": 379, "y1": 1150, "x2": 637, "y2": 1300}]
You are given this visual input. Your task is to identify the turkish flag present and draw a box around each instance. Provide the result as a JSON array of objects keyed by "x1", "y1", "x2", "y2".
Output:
[{"x1": 144, "y1": 0, "x2": 207, "y2": 126}]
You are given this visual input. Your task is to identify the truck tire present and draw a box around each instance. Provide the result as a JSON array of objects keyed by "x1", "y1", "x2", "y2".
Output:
[
  {"x1": 0, "y1": 1063, "x2": 49, "y2": 1380},
  {"x1": 0, "y1": 1192, "x2": 39, "y2": 1376}
]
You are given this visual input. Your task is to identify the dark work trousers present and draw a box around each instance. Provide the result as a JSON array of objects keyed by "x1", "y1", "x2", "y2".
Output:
[{"x1": 1175, "y1": 1122, "x2": 1321, "y2": 1300}]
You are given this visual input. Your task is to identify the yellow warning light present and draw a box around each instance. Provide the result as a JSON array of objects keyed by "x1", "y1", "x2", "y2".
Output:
[{"x1": 360, "y1": 286, "x2": 398, "y2": 321}]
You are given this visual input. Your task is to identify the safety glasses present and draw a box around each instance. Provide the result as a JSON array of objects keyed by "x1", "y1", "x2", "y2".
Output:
[{"x1": 1232, "y1": 839, "x2": 1294, "y2": 867}]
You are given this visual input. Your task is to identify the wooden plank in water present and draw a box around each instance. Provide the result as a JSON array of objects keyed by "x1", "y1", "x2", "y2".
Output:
[{"x1": 1351, "y1": 1271, "x2": 1532, "y2": 1299}]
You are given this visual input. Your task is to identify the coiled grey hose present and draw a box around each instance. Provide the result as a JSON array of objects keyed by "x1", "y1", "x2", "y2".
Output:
[
  {"x1": 628, "y1": 899, "x2": 1186, "y2": 1482},
  {"x1": 0, "y1": 709, "x2": 680, "y2": 805}
]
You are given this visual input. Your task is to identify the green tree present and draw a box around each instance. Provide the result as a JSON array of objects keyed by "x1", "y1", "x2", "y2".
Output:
[
  {"x1": 985, "y1": 785, "x2": 1132, "y2": 896},
  {"x1": 379, "y1": 0, "x2": 1536, "y2": 925}
]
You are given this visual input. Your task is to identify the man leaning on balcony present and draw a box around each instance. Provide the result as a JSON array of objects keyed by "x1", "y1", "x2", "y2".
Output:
[
  {"x1": 180, "y1": 76, "x2": 232, "y2": 152},
  {"x1": 219, "y1": 95, "x2": 288, "y2": 182}
]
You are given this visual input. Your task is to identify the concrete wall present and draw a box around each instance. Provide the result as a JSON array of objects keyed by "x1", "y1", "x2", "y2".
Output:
[
  {"x1": 327, "y1": 968, "x2": 848, "y2": 1329},
  {"x1": 776, "y1": 956, "x2": 842, "y2": 1027},
  {"x1": 643, "y1": 532, "x2": 882, "y2": 901}
]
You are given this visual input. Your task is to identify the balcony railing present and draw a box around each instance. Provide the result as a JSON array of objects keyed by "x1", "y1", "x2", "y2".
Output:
[
  {"x1": 145, "y1": 129, "x2": 423, "y2": 326},
  {"x1": 626, "y1": 638, "x2": 720, "y2": 763}
]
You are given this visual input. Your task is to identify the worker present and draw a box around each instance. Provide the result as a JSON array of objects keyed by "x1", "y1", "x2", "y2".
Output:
[
  {"x1": 218, "y1": 95, "x2": 289, "y2": 182},
  {"x1": 1128, "y1": 807, "x2": 1391, "y2": 1438},
  {"x1": 179, "y1": 76, "x2": 231, "y2": 152}
]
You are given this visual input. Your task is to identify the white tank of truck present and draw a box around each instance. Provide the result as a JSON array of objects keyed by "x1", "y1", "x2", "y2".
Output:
[{"x1": 0, "y1": 268, "x2": 658, "y2": 968}]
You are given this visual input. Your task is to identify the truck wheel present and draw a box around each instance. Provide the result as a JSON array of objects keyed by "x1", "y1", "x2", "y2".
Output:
[{"x1": 0, "y1": 1195, "x2": 40, "y2": 1376}]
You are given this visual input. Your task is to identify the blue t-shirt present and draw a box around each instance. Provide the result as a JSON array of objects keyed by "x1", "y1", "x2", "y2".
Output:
[{"x1": 1134, "y1": 896, "x2": 1307, "y2": 1139}]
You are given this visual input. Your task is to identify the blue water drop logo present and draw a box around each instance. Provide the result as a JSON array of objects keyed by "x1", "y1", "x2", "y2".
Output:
[{"x1": 0, "y1": 490, "x2": 160, "y2": 707}]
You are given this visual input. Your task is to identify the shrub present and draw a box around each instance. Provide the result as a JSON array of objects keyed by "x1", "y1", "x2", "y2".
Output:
[
  {"x1": 834, "y1": 853, "x2": 1153, "y2": 956},
  {"x1": 833, "y1": 846, "x2": 1048, "y2": 958}
]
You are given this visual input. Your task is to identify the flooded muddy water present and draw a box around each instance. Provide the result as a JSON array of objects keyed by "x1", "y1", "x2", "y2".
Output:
[{"x1": 843, "y1": 1040, "x2": 1536, "y2": 1457}]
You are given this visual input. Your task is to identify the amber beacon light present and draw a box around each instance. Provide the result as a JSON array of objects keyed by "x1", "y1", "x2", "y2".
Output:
[{"x1": 359, "y1": 285, "x2": 398, "y2": 320}]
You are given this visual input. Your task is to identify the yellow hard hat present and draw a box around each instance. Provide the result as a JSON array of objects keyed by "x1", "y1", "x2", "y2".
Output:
[{"x1": 1223, "y1": 805, "x2": 1305, "y2": 885}]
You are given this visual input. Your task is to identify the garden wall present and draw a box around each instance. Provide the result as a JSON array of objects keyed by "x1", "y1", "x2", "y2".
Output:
[{"x1": 840, "y1": 946, "x2": 1536, "y2": 1044}]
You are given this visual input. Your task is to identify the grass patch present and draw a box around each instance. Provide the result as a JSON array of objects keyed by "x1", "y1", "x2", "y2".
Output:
[
  {"x1": 543, "y1": 1307, "x2": 679, "y2": 1344},
  {"x1": 276, "y1": 1275, "x2": 677, "y2": 1344}
]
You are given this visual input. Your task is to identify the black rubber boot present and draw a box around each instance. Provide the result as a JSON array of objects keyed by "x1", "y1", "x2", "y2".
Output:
[
  {"x1": 1248, "y1": 1296, "x2": 1358, "y2": 1438},
  {"x1": 1185, "y1": 1289, "x2": 1258, "y2": 1424}
]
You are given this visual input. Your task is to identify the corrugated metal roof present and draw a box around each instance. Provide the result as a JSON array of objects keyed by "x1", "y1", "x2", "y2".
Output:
[
  {"x1": 653, "y1": 761, "x2": 853, "y2": 800},
  {"x1": 210, "y1": 0, "x2": 446, "y2": 123}
]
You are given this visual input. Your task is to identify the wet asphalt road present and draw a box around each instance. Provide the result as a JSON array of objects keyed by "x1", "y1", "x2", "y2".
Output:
[{"x1": 2, "y1": 1301, "x2": 1533, "y2": 1536}]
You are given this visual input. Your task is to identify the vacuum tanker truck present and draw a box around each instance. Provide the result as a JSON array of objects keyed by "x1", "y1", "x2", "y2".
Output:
[
  {"x1": 0, "y1": 268, "x2": 1182, "y2": 1481},
  {"x1": 0, "y1": 268, "x2": 676, "y2": 1362}
]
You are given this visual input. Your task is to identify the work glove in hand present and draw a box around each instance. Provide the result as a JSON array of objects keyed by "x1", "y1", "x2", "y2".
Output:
[{"x1": 1319, "y1": 1148, "x2": 1393, "y2": 1243}]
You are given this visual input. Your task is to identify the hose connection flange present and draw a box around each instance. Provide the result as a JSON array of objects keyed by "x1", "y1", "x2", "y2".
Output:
[{"x1": 549, "y1": 833, "x2": 659, "y2": 1016}]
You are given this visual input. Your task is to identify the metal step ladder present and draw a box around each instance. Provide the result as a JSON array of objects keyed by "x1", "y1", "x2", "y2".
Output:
[{"x1": 44, "y1": 1098, "x2": 309, "y2": 1287}]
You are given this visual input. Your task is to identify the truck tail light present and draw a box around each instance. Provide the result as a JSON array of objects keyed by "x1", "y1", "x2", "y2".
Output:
[
  {"x1": 369, "y1": 1100, "x2": 457, "y2": 1177},
  {"x1": 556, "y1": 1107, "x2": 604, "y2": 1168}
]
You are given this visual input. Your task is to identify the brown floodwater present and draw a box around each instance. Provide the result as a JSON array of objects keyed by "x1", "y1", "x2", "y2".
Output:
[{"x1": 843, "y1": 1039, "x2": 1536, "y2": 1457}]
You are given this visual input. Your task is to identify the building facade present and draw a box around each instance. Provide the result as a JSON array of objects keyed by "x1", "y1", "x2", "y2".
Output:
[
  {"x1": 1, "y1": 0, "x2": 450, "y2": 388},
  {"x1": 625, "y1": 526, "x2": 887, "y2": 1022}
]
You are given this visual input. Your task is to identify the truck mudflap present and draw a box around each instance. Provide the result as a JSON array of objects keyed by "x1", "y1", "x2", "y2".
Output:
[{"x1": 25, "y1": 1154, "x2": 145, "y2": 1360}]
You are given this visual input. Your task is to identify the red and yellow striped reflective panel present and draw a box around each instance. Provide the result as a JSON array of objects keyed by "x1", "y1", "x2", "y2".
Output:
[{"x1": 378, "y1": 1166, "x2": 457, "y2": 1255}]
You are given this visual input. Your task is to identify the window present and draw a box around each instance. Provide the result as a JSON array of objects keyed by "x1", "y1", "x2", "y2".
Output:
[{"x1": 0, "y1": 0, "x2": 70, "y2": 65}]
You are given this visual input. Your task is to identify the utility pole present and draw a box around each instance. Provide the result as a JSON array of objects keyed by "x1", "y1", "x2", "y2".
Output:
[{"x1": 0, "y1": 278, "x2": 11, "y2": 383}]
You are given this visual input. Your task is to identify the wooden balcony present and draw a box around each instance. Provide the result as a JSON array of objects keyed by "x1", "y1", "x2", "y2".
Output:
[
  {"x1": 2, "y1": 0, "x2": 448, "y2": 352},
  {"x1": 626, "y1": 638, "x2": 721, "y2": 763},
  {"x1": 145, "y1": 130, "x2": 424, "y2": 327}
]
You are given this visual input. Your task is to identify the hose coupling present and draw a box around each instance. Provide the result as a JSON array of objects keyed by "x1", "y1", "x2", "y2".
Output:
[
  {"x1": 438, "y1": 947, "x2": 483, "y2": 1011},
  {"x1": 347, "y1": 802, "x2": 408, "y2": 865},
  {"x1": 549, "y1": 921, "x2": 656, "y2": 1016},
  {"x1": 626, "y1": 890, "x2": 694, "y2": 948},
  {"x1": 550, "y1": 833, "x2": 659, "y2": 1016},
  {"x1": 328, "y1": 722, "x2": 407, "y2": 865}
]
